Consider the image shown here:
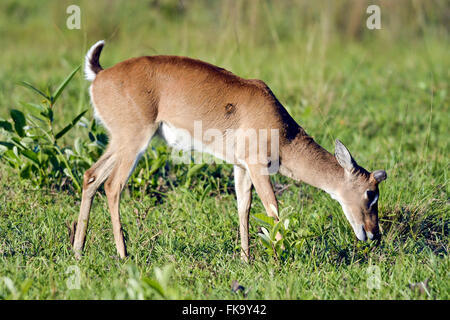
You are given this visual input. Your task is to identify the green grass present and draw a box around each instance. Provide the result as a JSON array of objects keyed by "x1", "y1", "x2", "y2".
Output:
[{"x1": 0, "y1": 0, "x2": 448, "y2": 299}]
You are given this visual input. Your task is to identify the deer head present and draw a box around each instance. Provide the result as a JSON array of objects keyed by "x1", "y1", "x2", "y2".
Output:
[{"x1": 333, "y1": 139, "x2": 387, "y2": 241}]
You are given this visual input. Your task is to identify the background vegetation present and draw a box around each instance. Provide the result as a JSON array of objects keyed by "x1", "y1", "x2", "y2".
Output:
[{"x1": 0, "y1": 0, "x2": 448, "y2": 299}]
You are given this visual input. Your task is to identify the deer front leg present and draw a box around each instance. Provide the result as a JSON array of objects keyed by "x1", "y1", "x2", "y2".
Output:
[
  {"x1": 246, "y1": 163, "x2": 282, "y2": 242},
  {"x1": 234, "y1": 165, "x2": 253, "y2": 262}
]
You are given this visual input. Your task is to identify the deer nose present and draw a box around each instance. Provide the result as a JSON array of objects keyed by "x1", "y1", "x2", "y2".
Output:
[
  {"x1": 366, "y1": 228, "x2": 381, "y2": 241},
  {"x1": 364, "y1": 220, "x2": 381, "y2": 241},
  {"x1": 356, "y1": 224, "x2": 367, "y2": 241}
]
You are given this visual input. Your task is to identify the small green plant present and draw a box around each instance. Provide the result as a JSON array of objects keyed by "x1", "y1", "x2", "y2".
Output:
[
  {"x1": 0, "y1": 66, "x2": 105, "y2": 193},
  {"x1": 253, "y1": 208, "x2": 323, "y2": 261},
  {"x1": 123, "y1": 264, "x2": 186, "y2": 300},
  {"x1": 253, "y1": 212, "x2": 293, "y2": 261}
]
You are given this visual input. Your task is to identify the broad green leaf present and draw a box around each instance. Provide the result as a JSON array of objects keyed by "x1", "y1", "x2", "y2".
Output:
[
  {"x1": 51, "y1": 65, "x2": 80, "y2": 104},
  {"x1": 257, "y1": 233, "x2": 272, "y2": 250},
  {"x1": 0, "y1": 119, "x2": 13, "y2": 132},
  {"x1": 252, "y1": 213, "x2": 275, "y2": 227},
  {"x1": 271, "y1": 220, "x2": 284, "y2": 241},
  {"x1": 21, "y1": 149, "x2": 40, "y2": 165},
  {"x1": 4, "y1": 149, "x2": 20, "y2": 161},
  {"x1": 10, "y1": 109, "x2": 26, "y2": 137}
]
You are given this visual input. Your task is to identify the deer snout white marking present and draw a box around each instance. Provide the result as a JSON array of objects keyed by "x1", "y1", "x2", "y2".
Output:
[
  {"x1": 356, "y1": 224, "x2": 367, "y2": 241},
  {"x1": 366, "y1": 231, "x2": 375, "y2": 241},
  {"x1": 72, "y1": 40, "x2": 387, "y2": 261}
]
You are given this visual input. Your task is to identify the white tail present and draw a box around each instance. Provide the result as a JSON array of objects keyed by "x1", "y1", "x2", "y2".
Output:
[
  {"x1": 84, "y1": 40, "x2": 105, "y2": 81},
  {"x1": 73, "y1": 41, "x2": 387, "y2": 261}
]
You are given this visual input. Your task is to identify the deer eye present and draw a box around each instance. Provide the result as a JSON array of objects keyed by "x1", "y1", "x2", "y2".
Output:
[{"x1": 365, "y1": 190, "x2": 378, "y2": 208}]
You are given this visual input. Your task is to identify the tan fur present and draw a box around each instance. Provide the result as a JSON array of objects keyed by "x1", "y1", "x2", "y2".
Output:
[{"x1": 73, "y1": 46, "x2": 386, "y2": 260}]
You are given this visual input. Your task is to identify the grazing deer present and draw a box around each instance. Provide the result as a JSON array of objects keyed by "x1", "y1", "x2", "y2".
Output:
[{"x1": 73, "y1": 40, "x2": 387, "y2": 261}]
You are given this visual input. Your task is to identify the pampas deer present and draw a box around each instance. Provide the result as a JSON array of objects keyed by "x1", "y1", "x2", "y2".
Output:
[{"x1": 73, "y1": 40, "x2": 387, "y2": 261}]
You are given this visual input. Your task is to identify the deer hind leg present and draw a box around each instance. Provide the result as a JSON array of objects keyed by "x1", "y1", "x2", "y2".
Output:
[
  {"x1": 103, "y1": 126, "x2": 158, "y2": 259},
  {"x1": 246, "y1": 163, "x2": 282, "y2": 241},
  {"x1": 234, "y1": 165, "x2": 253, "y2": 262},
  {"x1": 73, "y1": 149, "x2": 116, "y2": 259}
]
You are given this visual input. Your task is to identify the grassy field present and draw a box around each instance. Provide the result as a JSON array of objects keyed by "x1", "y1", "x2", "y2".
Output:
[{"x1": 0, "y1": 0, "x2": 448, "y2": 299}]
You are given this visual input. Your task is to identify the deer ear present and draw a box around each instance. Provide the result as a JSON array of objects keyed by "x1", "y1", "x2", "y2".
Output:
[
  {"x1": 372, "y1": 170, "x2": 387, "y2": 183},
  {"x1": 335, "y1": 139, "x2": 357, "y2": 172}
]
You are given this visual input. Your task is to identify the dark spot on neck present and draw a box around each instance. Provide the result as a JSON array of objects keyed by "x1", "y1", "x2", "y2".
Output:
[{"x1": 225, "y1": 103, "x2": 235, "y2": 115}]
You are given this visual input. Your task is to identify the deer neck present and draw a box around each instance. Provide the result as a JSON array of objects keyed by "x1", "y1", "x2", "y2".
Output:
[{"x1": 279, "y1": 133, "x2": 345, "y2": 195}]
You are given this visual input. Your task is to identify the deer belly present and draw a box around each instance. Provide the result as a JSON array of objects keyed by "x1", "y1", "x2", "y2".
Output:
[
  {"x1": 158, "y1": 122, "x2": 230, "y2": 163},
  {"x1": 159, "y1": 122, "x2": 196, "y2": 151}
]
